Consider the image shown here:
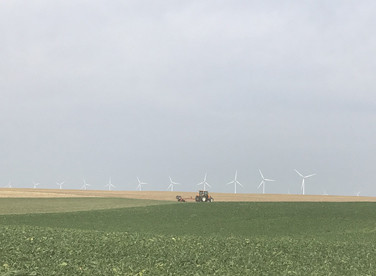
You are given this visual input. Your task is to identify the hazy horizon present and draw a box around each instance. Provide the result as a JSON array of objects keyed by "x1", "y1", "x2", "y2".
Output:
[{"x1": 1, "y1": 1, "x2": 375, "y2": 196}]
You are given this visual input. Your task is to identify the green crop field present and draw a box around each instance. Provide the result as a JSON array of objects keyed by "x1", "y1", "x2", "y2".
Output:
[
  {"x1": 1, "y1": 199, "x2": 376, "y2": 275},
  {"x1": 0, "y1": 197, "x2": 171, "y2": 215}
]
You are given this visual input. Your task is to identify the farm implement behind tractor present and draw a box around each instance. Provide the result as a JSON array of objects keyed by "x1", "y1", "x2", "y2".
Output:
[
  {"x1": 176, "y1": 195, "x2": 187, "y2": 202},
  {"x1": 176, "y1": 191, "x2": 214, "y2": 202}
]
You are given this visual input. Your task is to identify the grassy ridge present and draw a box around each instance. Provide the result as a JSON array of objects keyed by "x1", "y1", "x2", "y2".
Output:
[
  {"x1": 0, "y1": 198, "x2": 171, "y2": 215},
  {"x1": 1, "y1": 201, "x2": 376, "y2": 275}
]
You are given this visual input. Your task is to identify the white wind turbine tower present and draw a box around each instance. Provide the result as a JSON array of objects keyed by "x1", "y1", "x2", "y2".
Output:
[
  {"x1": 167, "y1": 176, "x2": 180, "y2": 191},
  {"x1": 295, "y1": 169, "x2": 316, "y2": 195},
  {"x1": 56, "y1": 181, "x2": 64, "y2": 190},
  {"x1": 258, "y1": 169, "x2": 275, "y2": 194},
  {"x1": 226, "y1": 170, "x2": 243, "y2": 194},
  {"x1": 105, "y1": 177, "x2": 115, "y2": 191},
  {"x1": 32, "y1": 181, "x2": 40, "y2": 189},
  {"x1": 197, "y1": 173, "x2": 211, "y2": 191},
  {"x1": 136, "y1": 177, "x2": 147, "y2": 191},
  {"x1": 81, "y1": 178, "x2": 90, "y2": 190}
]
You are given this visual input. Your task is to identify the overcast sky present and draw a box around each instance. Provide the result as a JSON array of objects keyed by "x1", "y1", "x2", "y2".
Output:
[{"x1": 1, "y1": 1, "x2": 375, "y2": 195}]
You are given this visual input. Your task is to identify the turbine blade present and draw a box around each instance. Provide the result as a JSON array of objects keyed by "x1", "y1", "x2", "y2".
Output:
[
  {"x1": 305, "y1": 174, "x2": 316, "y2": 178},
  {"x1": 259, "y1": 169, "x2": 264, "y2": 179},
  {"x1": 258, "y1": 180, "x2": 263, "y2": 189},
  {"x1": 294, "y1": 169, "x2": 304, "y2": 177},
  {"x1": 237, "y1": 181, "x2": 243, "y2": 187},
  {"x1": 265, "y1": 179, "x2": 275, "y2": 182}
]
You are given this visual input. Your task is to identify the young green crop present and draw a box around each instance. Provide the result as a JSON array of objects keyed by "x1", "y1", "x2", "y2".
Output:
[
  {"x1": 2, "y1": 202, "x2": 376, "y2": 240},
  {"x1": 1, "y1": 225, "x2": 375, "y2": 275},
  {"x1": 1, "y1": 200, "x2": 376, "y2": 275}
]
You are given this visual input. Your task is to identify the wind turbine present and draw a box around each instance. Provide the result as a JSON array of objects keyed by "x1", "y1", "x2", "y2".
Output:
[
  {"x1": 56, "y1": 181, "x2": 64, "y2": 190},
  {"x1": 294, "y1": 169, "x2": 316, "y2": 195},
  {"x1": 226, "y1": 170, "x2": 243, "y2": 194},
  {"x1": 356, "y1": 191, "x2": 361, "y2": 197},
  {"x1": 197, "y1": 173, "x2": 211, "y2": 191},
  {"x1": 136, "y1": 177, "x2": 147, "y2": 191},
  {"x1": 5, "y1": 179, "x2": 12, "y2": 188},
  {"x1": 257, "y1": 169, "x2": 275, "y2": 194},
  {"x1": 105, "y1": 177, "x2": 115, "y2": 191},
  {"x1": 167, "y1": 176, "x2": 180, "y2": 191},
  {"x1": 32, "y1": 181, "x2": 40, "y2": 189},
  {"x1": 81, "y1": 178, "x2": 90, "y2": 190}
]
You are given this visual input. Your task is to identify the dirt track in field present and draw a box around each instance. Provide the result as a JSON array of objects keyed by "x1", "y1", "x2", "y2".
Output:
[{"x1": 0, "y1": 188, "x2": 375, "y2": 202}]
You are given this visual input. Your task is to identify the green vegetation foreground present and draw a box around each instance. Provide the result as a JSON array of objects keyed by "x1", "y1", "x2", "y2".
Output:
[{"x1": 1, "y1": 200, "x2": 376, "y2": 275}]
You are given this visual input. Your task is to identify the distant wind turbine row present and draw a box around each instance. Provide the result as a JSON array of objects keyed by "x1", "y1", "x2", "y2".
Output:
[
  {"x1": 56, "y1": 181, "x2": 64, "y2": 190},
  {"x1": 3, "y1": 170, "x2": 319, "y2": 195},
  {"x1": 81, "y1": 179, "x2": 90, "y2": 190},
  {"x1": 257, "y1": 169, "x2": 275, "y2": 194},
  {"x1": 105, "y1": 177, "x2": 115, "y2": 191},
  {"x1": 294, "y1": 169, "x2": 316, "y2": 195},
  {"x1": 197, "y1": 173, "x2": 211, "y2": 191},
  {"x1": 226, "y1": 170, "x2": 243, "y2": 194},
  {"x1": 167, "y1": 176, "x2": 180, "y2": 191},
  {"x1": 32, "y1": 181, "x2": 40, "y2": 189}
]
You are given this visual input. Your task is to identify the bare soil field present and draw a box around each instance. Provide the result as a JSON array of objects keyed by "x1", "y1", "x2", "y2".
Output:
[{"x1": 1, "y1": 188, "x2": 375, "y2": 202}]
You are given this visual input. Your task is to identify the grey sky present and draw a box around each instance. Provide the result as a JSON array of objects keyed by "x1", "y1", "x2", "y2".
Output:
[{"x1": 1, "y1": 1, "x2": 375, "y2": 195}]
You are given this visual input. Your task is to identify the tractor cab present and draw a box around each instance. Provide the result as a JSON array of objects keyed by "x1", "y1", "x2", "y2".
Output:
[{"x1": 199, "y1": 190, "x2": 208, "y2": 197}]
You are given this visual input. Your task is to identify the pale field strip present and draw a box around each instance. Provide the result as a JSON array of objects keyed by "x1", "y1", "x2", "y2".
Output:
[{"x1": 1, "y1": 188, "x2": 376, "y2": 202}]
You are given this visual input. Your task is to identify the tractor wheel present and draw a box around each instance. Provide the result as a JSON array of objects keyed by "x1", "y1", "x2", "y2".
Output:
[
  {"x1": 202, "y1": 196, "x2": 207, "y2": 202},
  {"x1": 209, "y1": 198, "x2": 214, "y2": 202},
  {"x1": 195, "y1": 196, "x2": 200, "y2": 202}
]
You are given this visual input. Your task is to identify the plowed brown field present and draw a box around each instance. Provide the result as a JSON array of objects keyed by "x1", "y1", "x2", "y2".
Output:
[{"x1": 1, "y1": 188, "x2": 375, "y2": 202}]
